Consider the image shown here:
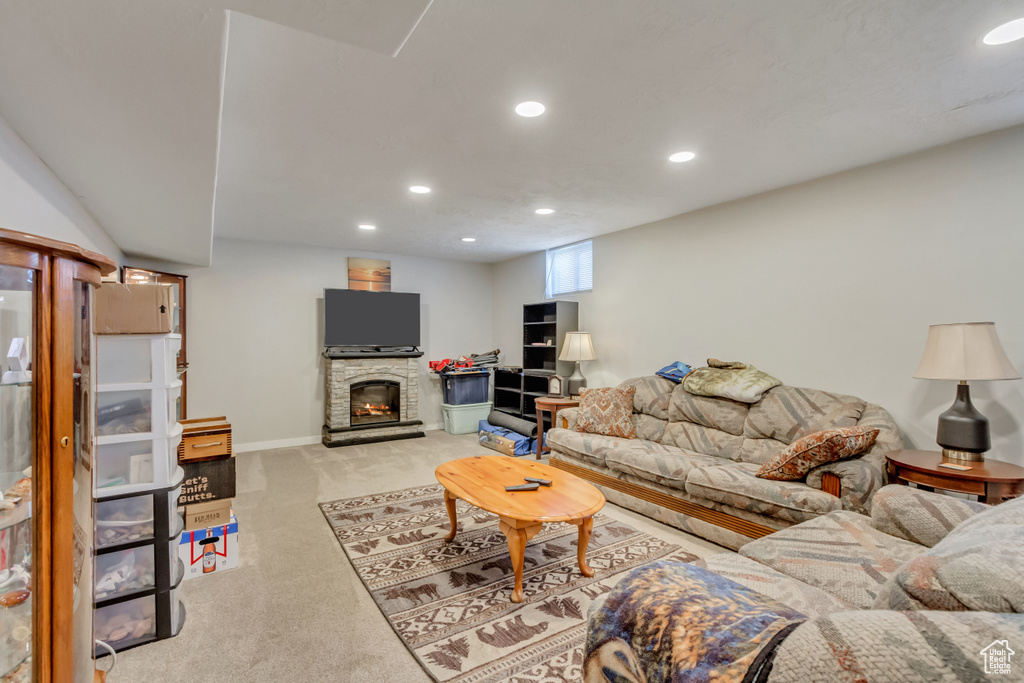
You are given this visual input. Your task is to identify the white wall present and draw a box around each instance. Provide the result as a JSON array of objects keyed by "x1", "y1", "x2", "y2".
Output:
[
  {"x1": 0, "y1": 114, "x2": 123, "y2": 261},
  {"x1": 493, "y1": 125, "x2": 1024, "y2": 464},
  {"x1": 136, "y1": 238, "x2": 494, "y2": 450}
]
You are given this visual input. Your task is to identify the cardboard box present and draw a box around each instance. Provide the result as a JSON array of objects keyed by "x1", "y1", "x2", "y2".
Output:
[
  {"x1": 178, "y1": 416, "x2": 232, "y2": 462},
  {"x1": 183, "y1": 498, "x2": 233, "y2": 531},
  {"x1": 178, "y1": 513, "x2": 238, "y2": 579},
  {"x1": 178, "y1": 457, "x2": 236, "y2": 506},
  {"x1": 96, "y1": 283, "x2": 174, "y2": 334}
]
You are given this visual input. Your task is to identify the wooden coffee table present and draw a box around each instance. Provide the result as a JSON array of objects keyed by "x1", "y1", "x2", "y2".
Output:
[{"x1": 435, "y1": 455, "x2": 606, "y2": 603}]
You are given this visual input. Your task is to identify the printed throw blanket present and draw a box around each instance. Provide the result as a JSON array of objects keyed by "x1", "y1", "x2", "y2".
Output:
[
  {"x1": 584, "y1": 561, "x2": 805, "y2": 683},
  {"x1": 683, "y1": 359, "x2": 781, "y2": 403}
]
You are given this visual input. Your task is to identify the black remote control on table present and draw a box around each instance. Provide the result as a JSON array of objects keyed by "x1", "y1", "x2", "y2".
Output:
[
  {"x1": 524, "y1": 477, "x2": 552, "y2": 487},
  {"x1": 505, "y1": 483, "x2": 541, "y2": 492}
]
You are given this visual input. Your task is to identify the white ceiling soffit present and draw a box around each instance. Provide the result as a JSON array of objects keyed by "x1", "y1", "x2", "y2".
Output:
[
  {"x1": 213, "y1": 1, "x2": 1024, "y2": 263},
  {"x1": 2, "y1": 2, "x2": 1024, "y2": 265},
  {"x1": 0, "y1": 1, "x2": 432, "y2": 266}
]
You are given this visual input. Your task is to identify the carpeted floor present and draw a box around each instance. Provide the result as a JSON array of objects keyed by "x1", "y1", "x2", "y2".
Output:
[
  {"x1": 110, "y1": 431, "x2": 725, "y2": 682},
  {"x1": 320, "y1": 483, "x2": 700, "y2": 682}
]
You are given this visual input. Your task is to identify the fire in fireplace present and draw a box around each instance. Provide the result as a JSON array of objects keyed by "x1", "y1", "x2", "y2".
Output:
[{"x1": 350, "y1": 380, "x2": 401, "y2": 426}]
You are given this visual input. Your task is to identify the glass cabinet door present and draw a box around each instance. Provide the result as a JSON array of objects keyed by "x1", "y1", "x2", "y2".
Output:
[
  {"x1": 70, "y1": 281, "x2": 94, "y2": 683},
  {"x1": 0, "y1": 264, "x2": 36, "y2": 682}
]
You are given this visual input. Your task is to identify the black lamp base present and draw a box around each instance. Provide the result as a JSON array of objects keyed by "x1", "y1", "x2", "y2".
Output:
[{"x1": 936, "y1": 382, "x2": 989, "y2": 462}]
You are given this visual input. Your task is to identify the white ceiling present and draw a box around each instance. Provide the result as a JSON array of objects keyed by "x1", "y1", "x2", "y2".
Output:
[{"x1": 2, "y1": 1, "x2": 1023, "y2": 265}]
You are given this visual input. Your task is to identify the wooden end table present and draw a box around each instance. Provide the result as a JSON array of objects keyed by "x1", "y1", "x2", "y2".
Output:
[
  {"x1": 435, "y1": 455, "x2": 605, "y2": 603},
  {"x1": 885, "y1": 450, "x2": 1024, "y2": 504},
  {"x1": 535, "y1": 396, "x2": 580, "y2": 459}
]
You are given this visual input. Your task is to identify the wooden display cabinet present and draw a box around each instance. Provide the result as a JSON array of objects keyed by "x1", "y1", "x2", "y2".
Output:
[{"x1": 1, "y1": 228, "x2": 115, "y2": 683}]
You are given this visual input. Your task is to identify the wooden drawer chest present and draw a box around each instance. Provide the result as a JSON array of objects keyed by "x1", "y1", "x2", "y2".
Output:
[{"x1": 178, "y1": 416, "x2": 232, "y2": 462}]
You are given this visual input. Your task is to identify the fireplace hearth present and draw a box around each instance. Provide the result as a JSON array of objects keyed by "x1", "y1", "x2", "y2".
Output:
[{"x1": 350, "y1": 380, "x2": 400, "y2": 426}]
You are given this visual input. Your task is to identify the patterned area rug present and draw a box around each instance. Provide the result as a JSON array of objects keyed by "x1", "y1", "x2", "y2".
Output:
[{"x1": 319, "y1": 483, "x2": 700, "y2": 682}]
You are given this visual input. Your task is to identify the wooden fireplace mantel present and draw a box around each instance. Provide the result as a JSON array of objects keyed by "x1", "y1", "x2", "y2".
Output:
[{"x1": 323, "y1": 349, "x2": 424, "y2": 359}]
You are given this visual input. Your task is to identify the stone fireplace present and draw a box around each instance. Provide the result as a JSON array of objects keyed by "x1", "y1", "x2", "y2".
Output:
[{"x1": 322, "y1": 353, "x2": 424, "y2": 447}]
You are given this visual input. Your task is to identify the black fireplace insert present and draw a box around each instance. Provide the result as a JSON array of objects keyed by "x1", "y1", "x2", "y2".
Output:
[{"x1": 350, "y1": 380, "x2": 401, "y2": 426}]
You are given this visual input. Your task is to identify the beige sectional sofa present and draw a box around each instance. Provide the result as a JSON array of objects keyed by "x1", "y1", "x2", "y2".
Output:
[
  {"x1": 585, "y1": 485, "x2": 1024, "y2": 681},
  {"x1": 547, "y1": 375, "x2": 903, "y2": 549}
]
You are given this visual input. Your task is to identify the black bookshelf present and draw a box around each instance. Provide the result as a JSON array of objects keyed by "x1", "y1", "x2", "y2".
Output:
[
  {"x1": 494, "y1": 300, "x2": 579, "y2": 425},
  {"x1": 522, "y1": 301, "x2": 579, "y2": 377}
]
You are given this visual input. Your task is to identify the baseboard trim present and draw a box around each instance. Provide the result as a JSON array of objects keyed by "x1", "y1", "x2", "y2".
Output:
[
  {"x1": 549, "y1": 457, "x2": 777, "y2": 540},
  {"x1": 233, "y1": 436, "x2": 322, "y2": 453}
]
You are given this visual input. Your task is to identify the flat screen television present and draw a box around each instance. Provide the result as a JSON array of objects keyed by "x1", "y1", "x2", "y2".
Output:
[{"x1": 323, "y1": 289, "x2": 420, "y2": 348}]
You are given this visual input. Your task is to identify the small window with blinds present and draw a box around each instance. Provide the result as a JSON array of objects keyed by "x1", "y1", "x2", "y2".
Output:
[{"x1": 545, "y1": 240, "x2": 593, "y2": 298}]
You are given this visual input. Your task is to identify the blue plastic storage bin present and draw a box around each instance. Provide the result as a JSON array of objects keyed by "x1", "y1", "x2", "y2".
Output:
[{"x1": 440, "y1": 371, "x2": 490, "y2": 405}]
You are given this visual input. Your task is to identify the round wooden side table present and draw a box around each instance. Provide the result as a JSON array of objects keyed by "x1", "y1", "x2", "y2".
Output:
[
  {"x1": 885, "y1": 450, "x2": 1024, "y2": 504},
  {"x1": 534, "y1": 396, "x2": 580, "y2": 459}
]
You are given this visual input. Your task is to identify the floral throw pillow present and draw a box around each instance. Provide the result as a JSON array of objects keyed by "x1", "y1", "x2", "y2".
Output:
[
  {"x1": 574, "y1": 386, "x2": 637, "y2": 439},
  {"x1": 756, "y1": 426, "x2": 879, "y2": 481}
]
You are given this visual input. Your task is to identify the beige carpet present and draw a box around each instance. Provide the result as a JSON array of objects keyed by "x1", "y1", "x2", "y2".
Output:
[
  {"x1": 109, "y1": 432, "x2": 726, "y2": 682},
  {"x1": 320, "y1": 483, "x2": 699, "y2": 682}
]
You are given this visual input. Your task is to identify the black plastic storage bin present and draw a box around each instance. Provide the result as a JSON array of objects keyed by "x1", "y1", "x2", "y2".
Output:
[{"x1": 440, "y1": 370, "x2": 490, "y2": 405}]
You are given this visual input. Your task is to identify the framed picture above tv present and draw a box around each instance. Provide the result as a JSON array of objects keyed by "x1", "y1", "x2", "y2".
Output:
[{"x1": 348, "y1": 258, "x2": 391, "y2": 292}]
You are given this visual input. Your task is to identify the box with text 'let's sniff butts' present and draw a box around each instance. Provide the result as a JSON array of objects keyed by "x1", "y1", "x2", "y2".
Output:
[
  {"x1": 179, "y1": 513, "x2": 239, "y2": 579},
  {"x1": 177, "y1": 456, "x2": 236, "y2": 506}
]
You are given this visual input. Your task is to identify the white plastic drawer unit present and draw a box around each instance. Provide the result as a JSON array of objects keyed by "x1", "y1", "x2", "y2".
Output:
[
  {"x1": 95, "y1": 427, "x2": 183, "y2": 496},
  {"x1": 95, "y1": 546, "x2": 156, "y2": 599},
  {"x1": 95, "y1": 495, "x2": 155, "y2": 548},
  {"x1": 169, "y1": 582, "x2": 184, "y2": 634},
  {"x1": 97, "y1": 334, "x2": 181, "y2": 386},
  {"x1": 96, "y1": 384, "x2": 181, "y2": 438},
  {"x1": 94, "y1": 595, "x2": 157, "y2": 647}
]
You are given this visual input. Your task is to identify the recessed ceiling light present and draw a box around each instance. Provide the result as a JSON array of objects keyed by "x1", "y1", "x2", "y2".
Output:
[
  {"x1": 515, "y1": 101, "x2": 546, "y2": 117},
  {"x1": 668, "y1": 151, "x2": 697, "y2": 163},
  {"x1": 983, "y1": 17, "x2": 1024, "y2": 45},
  {"x1": 461, "y1": 237, "x2": 476, "y2": 242},
  {"x1": 535, "y1": 208, "x2": 555, "y2": 215},
  {"x1": 358, "y1": 224, "x2": 376, "y2": 230},
  {"x1": 409, "y1": 185, "x2": 431, "y2": 194}
]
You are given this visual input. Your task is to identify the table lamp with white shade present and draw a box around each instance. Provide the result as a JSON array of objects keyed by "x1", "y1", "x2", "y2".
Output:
[
  {"x1": 914, "y1": 322, "x2": 1020, "y2": 461},
  {"x1": 559, "y1": 332, "x2": 596, "y2": 397}
]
